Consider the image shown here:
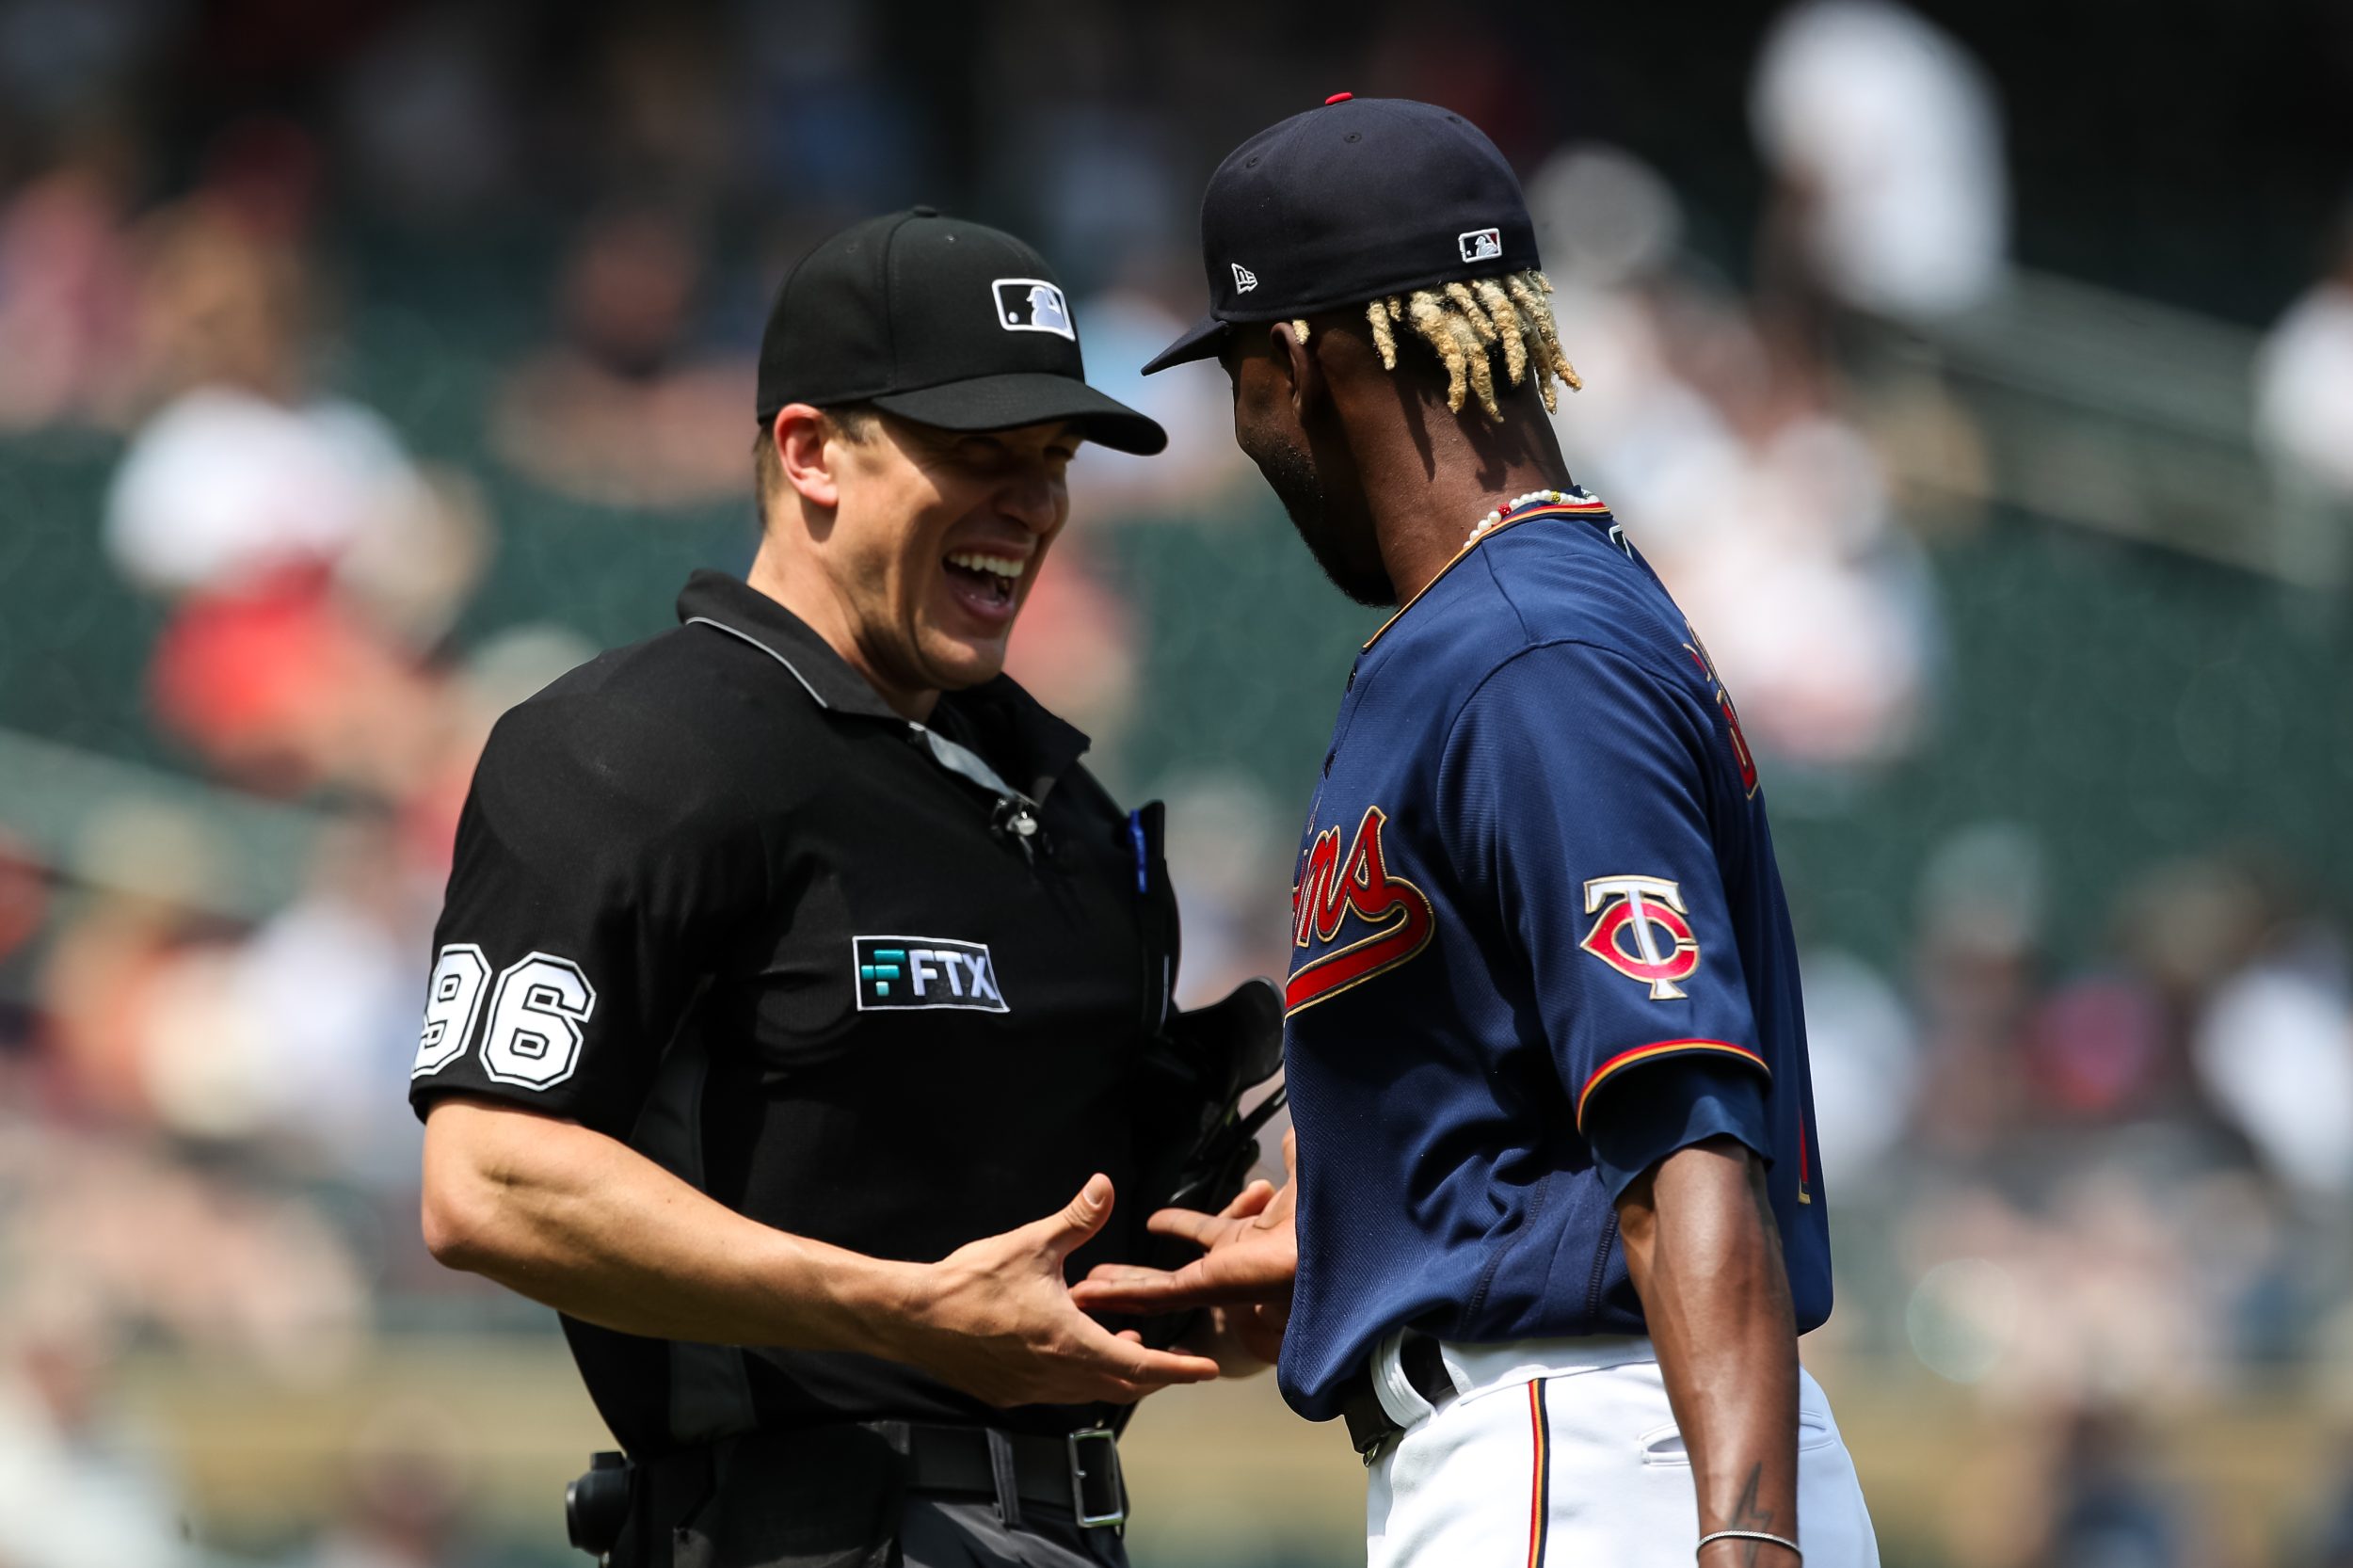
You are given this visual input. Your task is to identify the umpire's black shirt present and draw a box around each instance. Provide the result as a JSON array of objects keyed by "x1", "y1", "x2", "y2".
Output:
[{"x1": 410, "y1": 569, "x2": 1178, "y2": 1457}]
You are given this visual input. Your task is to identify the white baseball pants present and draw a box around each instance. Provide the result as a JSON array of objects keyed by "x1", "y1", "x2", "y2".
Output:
[{"x1": 1364, "y1": 1334, "x2": 1881, "y2": 1568}]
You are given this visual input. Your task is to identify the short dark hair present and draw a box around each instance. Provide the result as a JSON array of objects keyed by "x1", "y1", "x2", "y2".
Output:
[{"x1": 752, "y1": 403, "x2": 881, "y2": 527}]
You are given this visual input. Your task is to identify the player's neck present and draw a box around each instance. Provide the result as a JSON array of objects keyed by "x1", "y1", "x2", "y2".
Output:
[{"x1": 1355, "y1": 396, "x2": 1574, "y2": 607}]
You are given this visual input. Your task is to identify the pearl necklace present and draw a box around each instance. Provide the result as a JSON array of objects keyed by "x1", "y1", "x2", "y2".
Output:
[{"x1": 1467, "y1": 488, "x2": 1579, "y2": 545}]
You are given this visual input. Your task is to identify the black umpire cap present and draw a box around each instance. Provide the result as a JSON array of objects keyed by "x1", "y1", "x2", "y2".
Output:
[
  {"x1": 757, "y1": 207, "x2": 1166, "y2": 456},
  {"x1": 1144, "y1": 94, "x2": 1539, "y2": 375}
]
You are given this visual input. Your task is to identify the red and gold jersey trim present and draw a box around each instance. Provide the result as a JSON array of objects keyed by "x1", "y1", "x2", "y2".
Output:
[
  {"x1": 1363, "y1": 495, "x2": 1613, "y2": 652},
  {"x1": 1574, "y1": 1038, "x2": 1769, "y2": 1130},
  {"x1": 1525, "y1": 1377, "x2": 1552, "y2": 1568}
]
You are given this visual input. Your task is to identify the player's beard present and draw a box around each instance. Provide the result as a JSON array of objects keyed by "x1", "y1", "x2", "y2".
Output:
[{"x1": 1257, "y1": 439, "x2": 1394, "y2": 607}]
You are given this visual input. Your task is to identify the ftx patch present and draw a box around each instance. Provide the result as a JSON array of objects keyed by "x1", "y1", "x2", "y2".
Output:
[{"x1": 853, "y1": 936, "x2": 1009, "y2": 1013}]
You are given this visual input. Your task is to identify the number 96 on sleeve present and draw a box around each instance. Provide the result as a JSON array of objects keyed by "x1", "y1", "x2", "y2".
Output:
[{"x1": 413, "y1": 944, "x2": 600, "y2": 1090}]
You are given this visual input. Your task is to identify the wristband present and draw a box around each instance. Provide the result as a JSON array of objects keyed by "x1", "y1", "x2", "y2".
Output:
[{"x1": 1697, "y1": 1529, "x2": 1801, "y2": 1560}]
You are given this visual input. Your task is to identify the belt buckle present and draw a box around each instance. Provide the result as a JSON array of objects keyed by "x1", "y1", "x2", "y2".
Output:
[{"x1": 1065, "y1": 1426, "x2": 1126, "y2": 1529}]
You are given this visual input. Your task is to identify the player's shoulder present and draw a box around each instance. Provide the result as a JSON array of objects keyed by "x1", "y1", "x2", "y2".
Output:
[
  {"x1": 1372, "y1": 504, "x2": 1704, "y2": 712},
  {"x1": 1480, "y1": 506, "x2": 1694, "y2": 668}
]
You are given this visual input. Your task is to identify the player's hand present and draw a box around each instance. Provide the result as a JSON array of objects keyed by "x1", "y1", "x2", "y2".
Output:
[
  {"x1": 1072, "y1": 1130, "x2": 1301, "y2": 1320},
  {"x1": 893, "y1": 1174, "x2": 1222, "y2": 1408}
]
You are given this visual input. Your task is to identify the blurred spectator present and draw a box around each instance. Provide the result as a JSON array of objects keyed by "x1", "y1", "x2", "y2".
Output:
[
  {"x1": 0, "y1": 123, "x2": 144, "y2": 431},
  {"x1": 0, "y1": 1278, "x2": 186, "y2": 1568},
  {"x1": 1797, "y1": 948, "x2": 1918, "y2": 1191},
  {"x1": 2254, "y1": 206, "x2": 2353, "y2": 588},
  {"x1": 2037, "y1": 1405, "x2": 2191, "y2": 1568},
  {"x1": 37, "y1": 802, "x2": 232, "y2": 1122},
  {"x1": 104, "y1": 133, "x2": 486, "y2": 645},
  {"x1": 0, "y1": 0, "x2": 180, "y2": 133},
  {"x1": 2256, "y1": 210, "x2": 2353, "y2": 501},
  {"x1": 1536, "y1": 148, "x2": 1938, "y2": 772},
  {"x1": 142, "y1": 572, "x2": 481, "y2": 832},
  {"x1": 1153, "y1": 768, "x2": 1292, "y2": 1010},
  {"x1": 0, "y1": 1126, "x2": 368, "y2": 1380},
  {"x1": 2194, "y1": 919, "x2": 2353, "y2": 1207},
  {"x1": 296, "y1": 1400, "x2": 482, "y2": 1568},
  {"x1": 332, "y1": 7, "x2": 522, "y2": 228},
  {"x1": 740, "y1": 0, "x2": 922, "y2": 207},
  {"x1": 145, "y1": 818, "x2": 425, "y2": 1168},
  {"x1": 1752, "y1": 0, "x2": 2008, "y2": 323},
  {"x1": 1908, "y1": 823, "x2": 2045, "y2": 1160},
  {"x1": 490, "y1": 205, "x2": 752, "y2": 508}
]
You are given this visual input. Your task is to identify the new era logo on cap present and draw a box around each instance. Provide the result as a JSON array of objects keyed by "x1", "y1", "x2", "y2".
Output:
[
  {"x1": 992, "y1": 278, "x2": 1075, "y2": 340},
  {"x1": 1458, "y1": 227, "x2": 1503, "y2": 264},
  {"x1": 1232, "y1": 263, "x2": 1258, "y2": 293}
]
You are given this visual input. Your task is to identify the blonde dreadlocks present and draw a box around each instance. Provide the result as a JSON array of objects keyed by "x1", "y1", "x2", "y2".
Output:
[{"x1": 1363, "y1": 268, "x2": 1581, "y2": 421}]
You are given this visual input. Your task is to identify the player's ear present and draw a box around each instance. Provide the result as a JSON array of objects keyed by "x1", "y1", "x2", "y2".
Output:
[
  {"x1": 1269, "y1": 321, "x2": 1325, "y2": 424},
  {"x1": 773, "y1": 404, "x2": 843, "y2": 510}
]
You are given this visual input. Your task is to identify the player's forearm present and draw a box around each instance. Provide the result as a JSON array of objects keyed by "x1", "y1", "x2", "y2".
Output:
[
  {"x1": 423, "y1": 1096, "x2": 916, "y2": 1354},
  {"x1": 1616, "y1": 1136, "x2": 1801, "y2": 1567}
]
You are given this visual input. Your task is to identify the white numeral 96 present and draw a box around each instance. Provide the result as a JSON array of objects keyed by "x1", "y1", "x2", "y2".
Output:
[{"x1": 412, "y1": 946, "x2": 599, "y2": 1091}]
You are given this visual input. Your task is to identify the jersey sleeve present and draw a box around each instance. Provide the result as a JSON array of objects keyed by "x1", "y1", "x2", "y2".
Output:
[
  {"x1": 408, "y1": 693, "x2": 757, "y2": 1137},
  {"x1": 1438, "y1": 640, "x2": 1770, "y2": 1178}
]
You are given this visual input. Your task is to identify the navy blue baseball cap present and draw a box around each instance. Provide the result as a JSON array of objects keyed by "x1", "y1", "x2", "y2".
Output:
[{"x1": 1144, "y1": 95, "x2": 1541, "y2": 375}]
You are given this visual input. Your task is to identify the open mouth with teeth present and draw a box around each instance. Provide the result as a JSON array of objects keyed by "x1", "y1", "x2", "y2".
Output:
[{"x1": 942, "y1": 549, "x2": 1026, "y2": 622}]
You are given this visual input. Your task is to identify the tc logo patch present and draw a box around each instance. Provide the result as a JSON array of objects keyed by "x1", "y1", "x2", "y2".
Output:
[
  {"x1": 854, "y1": 936, "x2": 1008, "y2": 1013},
  {"x1": 1458, "y1": 227, "x2": 1503, "y2": 263},
  {"x1": 1580, "y1": 876, "x2": 1701, "y2": 1000},
  {"x1": 992, "y1": 278, "x2": 1075, "y2": 340},
  {"x1": 1286, "y1": 805, "x2": 1435, "y2": 1016},
  {"x1": 1231, "y1": 262, "x2": 1259, "y2": 293}
]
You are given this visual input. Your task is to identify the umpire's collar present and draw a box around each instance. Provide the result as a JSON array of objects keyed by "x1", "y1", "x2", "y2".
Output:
[{"x1": 675, "y1": 569, "x2": 1090, "y2": 791}]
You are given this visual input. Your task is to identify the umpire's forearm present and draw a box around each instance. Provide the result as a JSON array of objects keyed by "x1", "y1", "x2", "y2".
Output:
[
  {"x1": 1616, "y1": 1136, "x2": 1801, "y2": 1567},
  {"x1": 422, "y1": 1096, "x2": 912, "y2": 1352}
]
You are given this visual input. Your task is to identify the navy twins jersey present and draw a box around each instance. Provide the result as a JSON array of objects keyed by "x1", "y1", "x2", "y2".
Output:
[{"x1": 1275, "y1": 492, "x2": 1833, "y2": 1422}]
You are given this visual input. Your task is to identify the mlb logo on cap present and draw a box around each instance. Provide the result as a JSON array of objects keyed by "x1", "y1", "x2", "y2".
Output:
[
  {"x1": 1459, "y1": 228, "x2": 1503, "y2": 264},
  {"x1": 993, "y1": 278, "x2": 1075, "y2": 340}
]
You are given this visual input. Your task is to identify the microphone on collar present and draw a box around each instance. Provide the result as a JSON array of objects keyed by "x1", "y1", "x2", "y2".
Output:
[{"x1": 990, "y1": 795, "x2": 1053, "y2": 859}]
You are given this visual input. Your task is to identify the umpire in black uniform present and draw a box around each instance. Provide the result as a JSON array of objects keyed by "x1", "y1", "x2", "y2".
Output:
[{"x1": 410, "y1": 210, "x2": 1268, "y2": 1568}]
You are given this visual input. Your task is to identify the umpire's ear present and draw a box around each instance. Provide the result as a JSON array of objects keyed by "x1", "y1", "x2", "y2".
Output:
[{"x1": 771, "y1": 403, "x2": 844, "y2": 511}]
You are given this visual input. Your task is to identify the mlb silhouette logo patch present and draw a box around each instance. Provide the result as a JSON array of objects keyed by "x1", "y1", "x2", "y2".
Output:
[
  {"x1": 992, "y1": 278, "x2": 1075, "y2": 340},
  {"x1": 1231, "y1": 263, "x2": 1258, "y2": 294},
  {"x1": 1458, "y1": 227, "x2": 1503, "y2": 264}
]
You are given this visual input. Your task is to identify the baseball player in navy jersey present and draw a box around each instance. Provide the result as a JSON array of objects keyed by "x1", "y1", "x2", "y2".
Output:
[{"x1": 1073, "y1": 98, "x2": 1881, "y2": 1567}]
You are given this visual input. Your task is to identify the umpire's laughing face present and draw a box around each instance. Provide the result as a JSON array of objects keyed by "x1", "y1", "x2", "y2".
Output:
[{"x1": 761, "y1": 404, "x2": 1079, "y2": 703}]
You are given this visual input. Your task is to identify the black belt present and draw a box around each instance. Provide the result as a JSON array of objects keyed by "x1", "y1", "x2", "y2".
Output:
[
  {"x1": 902, "y1": 1421, "x2": 1127, "y2": 1528},
  {"x1": 1337, "y1": 1335, "x2": 1457, "y2": 1461},
  {"x1": 613, "y1": 1419, "x2": 1127, "y2": 1552}
]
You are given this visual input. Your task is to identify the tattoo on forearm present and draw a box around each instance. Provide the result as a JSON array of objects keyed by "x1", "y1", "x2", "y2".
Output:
[{"x1": 1727, "y1": 1463, "x2": 1774, "y2": 1567}]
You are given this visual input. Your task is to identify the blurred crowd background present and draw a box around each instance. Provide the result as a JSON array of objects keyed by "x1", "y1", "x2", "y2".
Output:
[{"x1": 2, "y1": 0, "x2": 2351, "y2": 1563}]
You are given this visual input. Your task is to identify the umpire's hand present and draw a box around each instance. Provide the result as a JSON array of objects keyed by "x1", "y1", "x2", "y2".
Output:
[{"x1": 892, "y1": 1174, "x2": 1223, "y2": 1407}]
